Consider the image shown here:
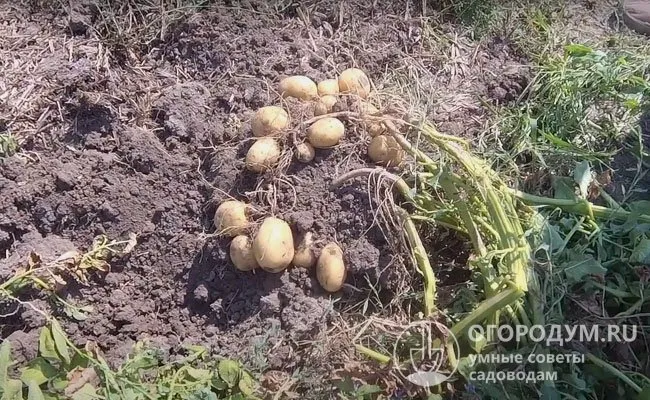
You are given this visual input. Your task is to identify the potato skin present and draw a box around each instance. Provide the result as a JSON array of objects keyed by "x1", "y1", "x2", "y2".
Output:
[
  {"x1": 367, "y1": 122, "x2": 386, "y2": 137},
  {"x1": 230, "y1": 235, "x2": 259, "y2": 271},
  {"x1": 368, "y1": 135, "x2": 404, "y2": 166},
  {"x1": 293, "y1": 248, "x2": 315, "y2": 268},
  {"x1": 314, "y1": 102, "x2": 329, "y2": 116},
  {"x1": 279, "y1": 76, "x2": 318, "y2": 100},
  {"x1": 252, "y1": 106, "x2": 289, "y2": 137},
  {"x1": 214, "y1": 200, "x2": 248, "y2": 236},
  {"x1": 316, "y1": 243, "x2": 346, "y2": 292},
  {"x1": 295, "y1": 142, "x2": 315, "y2": 163},
  {"x1": 317, "y1": 79, "x2": 340, "y2": 96},
  {"x1": 321, "y1": 95, "x2": 337, "y2": 110},
  {"x1": 253, "y1": 217, "x2": 295, "y2": 273},
  {"x1": 307, "y1": 117, "x2": 345, "y2": 148},
  {"x1": 245, "y1": 138, "x2": 281, "y2": 172},
  {"x1": 313, "y1": 95, "x2": 337, "y2": 116},
  {"x1": 338, "y1": 68, "x2": 371, "y2": 99}
]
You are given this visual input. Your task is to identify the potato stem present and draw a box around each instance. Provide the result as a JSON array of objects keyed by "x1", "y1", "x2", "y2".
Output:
[{"x1": 330, "y1": 168, "x2": 437, "y2": 315}]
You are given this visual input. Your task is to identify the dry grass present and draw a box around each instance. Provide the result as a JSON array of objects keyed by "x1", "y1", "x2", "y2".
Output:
[
  {"x1": 0, "y1": 5, "x2": 77, "y2": 146},
  {"x1": 0, "y1": 1, "x2": 210, "y2": 155},
  {"x1": 372, "y1": 17, "x2": 490, "y2": 141}
]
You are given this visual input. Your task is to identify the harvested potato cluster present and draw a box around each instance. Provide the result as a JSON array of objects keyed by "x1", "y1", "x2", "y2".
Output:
[
  {"x1": 215, "y1": 204, "x2": 346, "y2": 291},
  {"x1": 216, "y1": 68, "x2": 406, "y2": 292}
]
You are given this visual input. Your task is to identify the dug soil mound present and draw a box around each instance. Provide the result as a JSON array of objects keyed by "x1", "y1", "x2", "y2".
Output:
[{"x1": 1, "y1": 0, "x2": 524, "y2": 387}]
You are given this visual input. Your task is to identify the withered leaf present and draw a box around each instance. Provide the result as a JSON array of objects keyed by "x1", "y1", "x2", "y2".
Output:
[{"x1": 64, "y1": 367, "x2": 99, "y2": 396}]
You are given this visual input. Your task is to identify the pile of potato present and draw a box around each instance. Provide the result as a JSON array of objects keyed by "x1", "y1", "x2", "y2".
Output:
[
  {"x1": 216, "y1": 68, "x2": 403, "y2": 293},
  {"x1": 214, "y1": 200, "x2": 346, "y2": 293},
  {"x1": 245, "y1": 67, "x2": 404, "y2": 172}
]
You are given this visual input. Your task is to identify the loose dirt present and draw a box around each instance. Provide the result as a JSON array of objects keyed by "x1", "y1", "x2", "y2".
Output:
[{"x1": 0, "y1": 0, "x2": 626, "y2": 396}]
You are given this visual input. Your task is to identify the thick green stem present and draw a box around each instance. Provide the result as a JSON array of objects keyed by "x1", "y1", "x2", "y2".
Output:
[
  {"x1": 416, "y1": 124, "x2": 529, "y2": 292},
  {"x1": 355, "y1": 345, "x2": 392, "y2": 364},
  {"x1": 397, "y1": 207, "x2": 437, "y2": 316},
  {"x1": 439, "y1": 176, "x2": 488, "y2": 258},
  {"x1": 511, "y1": 190, "x2": 650, "y2": 223},
  {"x1": 450, "y1": 287, "x2": 525, "y2": 341},
  {"x1": 439, "y1": 174, "x2": 498, "y2": 326},
  {"x1": 586, "y1": 353, "x2": 642, "y2": 393}
]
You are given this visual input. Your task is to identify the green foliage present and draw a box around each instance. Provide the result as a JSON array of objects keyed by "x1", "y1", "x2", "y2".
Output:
[
  {"x1": 495, "y1": 43, "x2": 650, "y2": 169},
  {"x1": 473, "y1": 30, "x2": 650, "y2": 400},
  {"x1": 532, "y1": 162, "x2": 650, "y2": 320},
  {"x1": 453, "y1": 159, "x2": 650, "y2": 399},
  {"x1": 1, "y1": 323, "x2": 259, "y2": 400},
  {"x1": 0, "y1": 235, "x2": 139, "y2": 326},
  {"x1": 1, "y1": 323, "x2": 92, "y2": 400},
  {"x1": 444, "y1": 0, "x2": 498, "y2": 38}
]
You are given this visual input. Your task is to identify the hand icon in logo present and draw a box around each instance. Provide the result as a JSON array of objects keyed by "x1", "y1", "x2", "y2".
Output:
[{"x1": 394, "y1": 321, "x2": 459, "y2": 387}]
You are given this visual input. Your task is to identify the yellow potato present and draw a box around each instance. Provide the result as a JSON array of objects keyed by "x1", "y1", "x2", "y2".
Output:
[
  {"x1": 245, "y1": 138, "x2": 281, "y2": 172},
  {"x1": 292, "y1": 232, "x2": 315, "y2": 268},
  {"x1": 214, "y1": 201, "x2": 249, "y2": 236},
  {"x1": 338, "y1": 68, "x2": 371, "y2": 99},
  {"x1": 307, "y1": 117, "x2": 345, "y2": 148},
  {"x1": 358, "y1": 101, "x2": 378, "y2": 115},
  {"x1": 313, "y1": 95, "x2": 338, "y2": 116},
  {"x1": 367, "y1": 123, "x2": 386, "y2": 137},
  {"x1": 321, "y1": 95, "x2": 337, "y2": 110},
  {"x1": 252, "y1": 106, "x2": 289, "y2": 137},
  {"x1": 295, "y1": 142, "x2": 315, "y2": 163},
  {"x1": 316, "y1": 243, "x2": 346, "y2": 292},
  {"x1": 253, "y1": 217, "x2": 295, "y2": 273},
  {"x1": 368, "y1": 135, "x2": 404, "y2": 166},
  {"x1": 230, "y1": 235, "x2": 259, "y2": 271},
  {"x1": 279, "y1": 76, "x2": 318, "y2": 100},
  {"x1": 317, "y1": 79, "x2": 340, "y2": 96},
  {"x1": 313, "y1": 102, "x2": 329, "y2": 116}
]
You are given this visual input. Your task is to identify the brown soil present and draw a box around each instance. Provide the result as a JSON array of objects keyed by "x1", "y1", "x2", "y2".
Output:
[{"x1": 0, "y1": 0, "x2": 625, "y2": 397}]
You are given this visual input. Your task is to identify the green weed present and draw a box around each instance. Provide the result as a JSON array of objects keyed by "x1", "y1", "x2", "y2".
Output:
[
  {"x1": 440, "y1": 0, "x2": 562, "y2": 46},
  {"x1": 450, "y1": 161, "x2": 650, "y2": 399},
  {"x1": 350, "y1": 43, "x2": 650, "y2": 397},
  {"x1": 334, "y1": 380, "x2": 383, "y2": 400},
  {"x1": 443, "y1": 0, "x2": 498, "y2": 38},
  {"x1": 1, "y1": 234, "x2": 136, "y2": 321},
  {"x1": 1, "y1": 321, "x2": 258, "y2": 400},
  {"x1": 460, "y1": 13, "x2": 650, "y2": 396},
  {"x1": 1, "y1": 235, "x2": 259, "y2": 400},
  {"x1": 484, "y1": 43, "x2": 650, "y2": 176}
]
